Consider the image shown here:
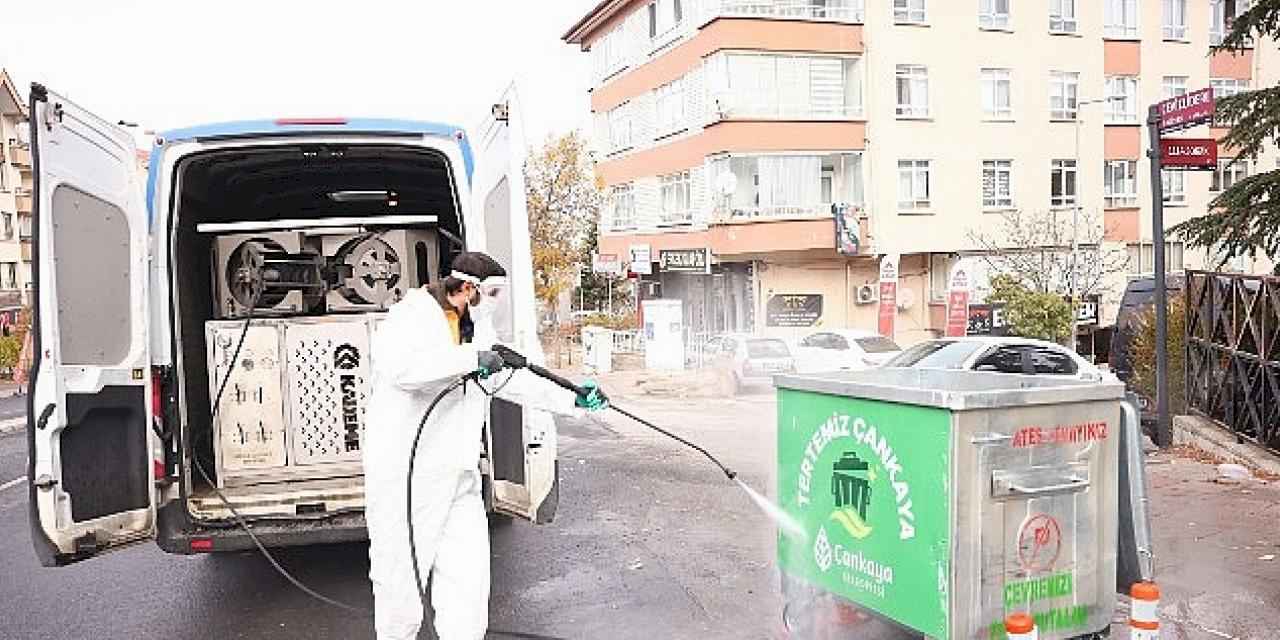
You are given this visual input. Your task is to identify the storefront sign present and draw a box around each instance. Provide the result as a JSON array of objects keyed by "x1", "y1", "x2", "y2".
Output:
[
  {"x1": 766, "y1": 294, "x2": 823, "y2": 327},
  {"x1": 629, "y1": 244, "x2": 652, "y2": 276},
  {"x1": 966, "y1": 294, "x2": 1099, "y2": 335},
  {"x1": 833, "y1": 203, "x2": 860, "y2": 256},
  {"x1": 945, "y1": 262, "x2": 973, "y2": 338},
  {"x1": 1160, "y1": 138, "x2": 1217, "y2": 170},
  {"x1": 778, "y1": 391, "x2": 952, "y2": 638},
  {"x1": 877, "y1": 255, "x2": 899, "y2": 338},
  {"x1": 659, "y1": 248, "x2": 710, "y2": 273},
  {"x1": 592, "y1": 253, "x2": 623, "y2": 275},
  {"x1": 1157, "y1": 87, "x2": 1214, "y2": 132}
]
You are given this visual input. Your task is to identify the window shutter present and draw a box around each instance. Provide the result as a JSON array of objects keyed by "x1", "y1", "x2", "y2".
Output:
[{"x1": 809, "y1": 57, "x2": 844, "y2": 117}]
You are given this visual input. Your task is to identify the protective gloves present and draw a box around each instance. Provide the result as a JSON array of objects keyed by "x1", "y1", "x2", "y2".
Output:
[
  {"x1": 476, "y1": 350, "x2": 506, "y2": 379},
  {"x1": 575, "y1": 380, "x2": 609, "y2": 411}
]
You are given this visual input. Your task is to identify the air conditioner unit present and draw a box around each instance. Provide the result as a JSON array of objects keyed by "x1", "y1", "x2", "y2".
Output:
[{"x1": 855, "y1": 284, "x2": 877, "y2": 305}]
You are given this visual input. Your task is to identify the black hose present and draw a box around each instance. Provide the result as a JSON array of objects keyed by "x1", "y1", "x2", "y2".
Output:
[{"x1": 407, "y1": 376, "x2": 470, "y2": 600}]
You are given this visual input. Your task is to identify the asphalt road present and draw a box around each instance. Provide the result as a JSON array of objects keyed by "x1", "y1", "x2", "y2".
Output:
[
  {"x1": 0, "y1": 391, "x2": 26, "y2": 421},
  {"x1": 0, "y1": 399, "x2": 788, "y2": 640}
]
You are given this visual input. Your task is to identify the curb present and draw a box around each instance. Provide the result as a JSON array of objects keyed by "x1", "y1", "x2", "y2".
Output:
[
  {"x1": 0, "y1": 417, "x2": 24, "y2": 436},
  {"x1": 1173, "y1": 414, "x2": 1280, "y2": 477}
]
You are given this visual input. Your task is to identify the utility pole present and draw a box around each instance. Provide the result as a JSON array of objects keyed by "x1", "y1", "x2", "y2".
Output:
[{"x1": 1146, "y1": 104, "x2": 1171, "y2": 447}]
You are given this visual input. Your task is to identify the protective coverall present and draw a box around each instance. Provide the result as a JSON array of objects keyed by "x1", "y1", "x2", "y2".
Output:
[{"x1": 363, "y1": 285, "x2": 578, "y2": 640}]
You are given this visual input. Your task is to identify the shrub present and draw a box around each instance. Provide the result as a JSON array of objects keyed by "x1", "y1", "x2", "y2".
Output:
[{"x1": 1130, "y1": 293, "x2": 1187, "y2": 413}]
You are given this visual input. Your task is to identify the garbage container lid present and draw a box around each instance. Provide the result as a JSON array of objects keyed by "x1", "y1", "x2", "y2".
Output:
[{"x1": 774, "y1": 368, "x2": 1124, "y2": 411}]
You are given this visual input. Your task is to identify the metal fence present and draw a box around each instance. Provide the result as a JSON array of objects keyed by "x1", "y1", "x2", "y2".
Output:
[{"x1": 1185, "y1": 270, "x2": 1280, "y2": 453}]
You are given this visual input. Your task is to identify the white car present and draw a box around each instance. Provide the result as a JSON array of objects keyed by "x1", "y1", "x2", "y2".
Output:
[
  {"x1": 792, "y1": 329, "x2": 903, "y2": 373},
  {"x1": 704, "y1": 335, "x2": 796, "y2": 392},
  {"x1": 882, "y1": 336, "x2": 1107, "y2": 382}
]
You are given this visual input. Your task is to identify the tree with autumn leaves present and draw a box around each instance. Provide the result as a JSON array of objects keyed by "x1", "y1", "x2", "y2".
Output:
[
  {"x1": 524, "y1": 132, "x2": 602, "y2": 324},
  {"x1": 1174, "y1": 1, "x2": 1280, "y2": 266}
]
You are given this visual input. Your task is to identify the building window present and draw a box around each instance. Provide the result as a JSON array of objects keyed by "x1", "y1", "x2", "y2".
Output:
[
  {"x1": 979, "y1": 0, "x2": 1010, "y2": 30},
  {"x1": 1211, "y1": 0, "x2": 1251, "y2": 46},
  {"x1": 895, "y1": 64, "x2": 929, "y2": 118},
  {"x1": 0, "y1": 214, "x2": 10, "y2": 240},
  {"x1": 1050, "y1": 0, "x2": 1077, "y2": 33},
  {"x1": 714, "y1": 153, "x2": 863, "y2": 219},
  {"x1": 717, "y1": 53, "x2": 862, "y2": 120},
  {"x1": 17, "y1": 214, "x2": 30, "y2": 239},
  {"x1": 594, "y1": 25, "x2": 627, "y2": 80},
  {"x1": 1105, "y1": 0, "x2": 1138, "y2": 39},
  {"x1": 1211, "y1": 159, "x2": 1249, "y2": 192},
  {"x1": 648, "y1": 0, "x2": 683, "y2": 39},
  {"x1": 1162, "y1": 76, "x2": 1188, "y2": 99},
  {"x1": 654, "y1": 77, "x2": 687, "y2": 136},
  {"x1": 1162, "y1": 170, "x2": 1187, "y2": 206},
  {"x1": 608, "y1": 104, "x2": 633, "y2": 153},
  {"x1": 1104, "y1": 160, "x2": 1138, "y2": 208},
  {"x1": 0, "y1": 263, "x2": 15, "y2": 290},
  {"x1": 982, "y1": 160, "x2": 1014, "y2": 210},
  {"x1": 980, "y1": 68, "x2": 1012, "y2": 119},
  {"x1": 1105, "y1": 76, "x2": 1139, "y2": 124},
  {"x1": 898, "y1": 160, "x2": 931, "y2": 211},
  {"x1": 610, "y1": 184, "x2": 636, "y2": 230},
  {"x1": 894, "y1": 0, "x2": 926, "y2": 24},
  {"x1": 1049, "y1": 71, "x2": 1079, "y2": 120},
  {"x1": 1163, "y1": 0, "x2": 1188, "y2": 40},
  {"x1": 0, "y1": 166, "x2": 7, "y2": 191},
  {"x1": 659, "y1": 171, "x2": 692, "y2": 225},
  {"x1": 1127, "y1": 242, "x2": 1184, "y2": 274},
  {"x1": 1051, "y1": 159, "x2": 1078, "y2": 208},
  {"x1": 1211, "y1": 78, "x2": 1249, "y2": 125}
]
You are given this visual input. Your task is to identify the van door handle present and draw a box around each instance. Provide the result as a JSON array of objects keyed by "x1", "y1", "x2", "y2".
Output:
[{"x1": 35, "y1": 403, "x2": 55, "y2": 430}]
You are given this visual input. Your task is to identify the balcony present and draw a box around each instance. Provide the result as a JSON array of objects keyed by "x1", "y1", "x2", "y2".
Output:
[
  {"x1": 15, "y1": 191, "x2": 32, "y2": 215},
  {"x1": 8, "y1": 144, "x2": 31, "y2": 170},
  {"x1": 707, "y1": 0, "x2": 865, "y2": 23}
]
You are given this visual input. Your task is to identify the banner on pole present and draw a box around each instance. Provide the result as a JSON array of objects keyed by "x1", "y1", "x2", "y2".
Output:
[{"x1": 878, "y1": 254, "x2": 900, "y2": 338}]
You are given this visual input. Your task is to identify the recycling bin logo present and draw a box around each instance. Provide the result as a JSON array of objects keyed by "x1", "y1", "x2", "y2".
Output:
[
  {"x1": 813, "y1": 525, "x2": 834, "y2": 571},
  {"x1": 830, "y1": 451, "x2": 874, "y2": 539}
]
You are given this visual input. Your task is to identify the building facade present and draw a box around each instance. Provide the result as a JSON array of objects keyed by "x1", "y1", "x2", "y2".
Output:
[
  {"x1": 564, "y1": 1, "x2": 1278, "y2": 345},
  {"x1": 0, "y1": 69, "x2": 32, "y2": 312}
]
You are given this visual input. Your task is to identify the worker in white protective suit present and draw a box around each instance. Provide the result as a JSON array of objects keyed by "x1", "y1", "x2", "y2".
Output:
[{"x1": 363, "y1": 251, "x2": 609, "y2": 640}]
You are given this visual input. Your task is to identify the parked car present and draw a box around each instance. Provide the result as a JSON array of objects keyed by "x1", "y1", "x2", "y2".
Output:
[
  {"x1": 791, "y1": 329, "x2": 902, "y2": 373},
  {"x1": 707, "y1": 335, "x2": 796, "y2": 393},
  {"x1": 883, "y1": 336, "x2": 1107, "y2": 382}
]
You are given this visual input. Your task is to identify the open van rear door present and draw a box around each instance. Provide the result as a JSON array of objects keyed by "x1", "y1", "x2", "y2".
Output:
[
  {"x1": 472, "y1": 88, "x2": 559, "y2": 523},
  {"x1": 27, "y1": 85, "x2": 155, "y2": 565}
]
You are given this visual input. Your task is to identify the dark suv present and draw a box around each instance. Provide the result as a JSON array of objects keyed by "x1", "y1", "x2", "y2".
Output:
[{"x1": 1108, "y1": 274, "x2": 1185, "y2": 419}]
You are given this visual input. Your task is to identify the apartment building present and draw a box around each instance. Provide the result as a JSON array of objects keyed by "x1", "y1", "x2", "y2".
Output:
[
  {"x1": 0, "y1": 69, "x2": 31, "y2": 311},
  {"x1": 564, "y1": 1, "x2": 1278, "y2": 344}
]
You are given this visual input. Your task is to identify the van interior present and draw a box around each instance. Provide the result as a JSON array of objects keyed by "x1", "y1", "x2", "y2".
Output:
[{"x1": 167, "y1": 143, "x2": 467, "y2": 520}]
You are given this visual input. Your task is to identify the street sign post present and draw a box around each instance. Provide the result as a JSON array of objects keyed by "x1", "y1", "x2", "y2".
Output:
[
  {"x1": 1144, "y1": 87, "x2": 1215, "y2": 447},
  {"x1": 1159, "y1": 138, "x2": 1218, "y2": 170}
]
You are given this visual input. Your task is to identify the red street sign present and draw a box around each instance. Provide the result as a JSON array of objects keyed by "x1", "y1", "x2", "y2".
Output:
[
  {"x1": 945, "y1": 291, "x2": 970, "y2": 337},
  {"x1": 1157, "y1": 88, "x2": 1214, "y2": 132},
  {"x1": 1160, "y1": 138, "x2": 1218, "y2": 170},
  {"x1": 878, "y1": 282, "x2": 897, "y2": 337}
]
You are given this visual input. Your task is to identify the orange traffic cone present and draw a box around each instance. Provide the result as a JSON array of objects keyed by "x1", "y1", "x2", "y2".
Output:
[
  {"x1": 1129, "y1": 582, "x2": 1160, "y2": 640},
  {"x1": 1005, "y1": 612, "x2": 1038, "y2": 640}
]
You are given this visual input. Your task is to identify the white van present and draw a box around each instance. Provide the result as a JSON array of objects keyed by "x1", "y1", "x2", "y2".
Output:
[{"x1": 25, "y1": 84, "x2": 560, "y2": 565}]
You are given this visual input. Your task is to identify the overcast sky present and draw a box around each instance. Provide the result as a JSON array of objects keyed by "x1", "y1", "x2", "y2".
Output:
[{"x1": 1, "y1": 0, "x2": 597, "y2": 145}]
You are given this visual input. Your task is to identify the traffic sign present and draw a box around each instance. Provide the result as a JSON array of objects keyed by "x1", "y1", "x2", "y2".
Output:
[
  {"x1": 1157, "y1": 88, "x2": 1214, "y2": 132},
  {"x1": 1160, "y1": 138, "x2": 1217, "y2": 170}
]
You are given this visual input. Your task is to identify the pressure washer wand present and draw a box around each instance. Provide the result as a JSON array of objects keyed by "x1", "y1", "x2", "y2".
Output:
[{"x1": 493, "y1": 345, "x2": 737, "y2": 481}]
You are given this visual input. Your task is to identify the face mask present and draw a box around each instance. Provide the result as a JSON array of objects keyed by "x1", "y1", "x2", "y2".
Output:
[{"x1": 468, "y1": 283, "x2": 505, "y2": 321}]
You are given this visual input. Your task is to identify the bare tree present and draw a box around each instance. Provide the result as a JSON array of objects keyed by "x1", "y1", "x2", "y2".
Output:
[{"x1": 966, "y1": 208, "x2": 1130, "y2": 301}]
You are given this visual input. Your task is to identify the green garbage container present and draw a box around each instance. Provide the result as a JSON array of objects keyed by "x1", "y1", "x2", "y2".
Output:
[{"x1": 775, "y1": 369, "x2": 1127, "y2": 640}]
